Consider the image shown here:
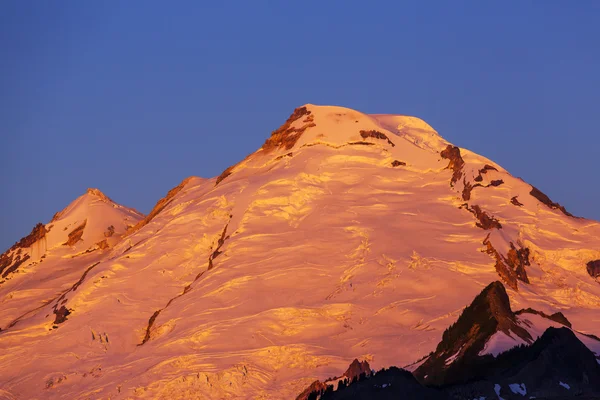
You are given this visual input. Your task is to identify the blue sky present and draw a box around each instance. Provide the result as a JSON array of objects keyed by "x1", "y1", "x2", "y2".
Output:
[{"x1": 1, "y1": 1, "x2": 599, "y2": 249}]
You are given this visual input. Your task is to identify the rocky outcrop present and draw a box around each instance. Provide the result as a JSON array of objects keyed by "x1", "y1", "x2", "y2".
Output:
[
  {"x1": 515, "y1": 308, "x2": 572, "y2": 328},
  {"x1": 530, "y1": 185, "x2": 575, "y2": 217},
  {"x1": 311, "y1": 367, "x2": 447, "y2": 400},
  {"x1": 0, "y1": 223, "x2": 48, "y2": 278},
  {"x1": 86, "y1": 188, "x2": 115, "y2": 203},
  {"x1": 440, "y1": 145, "x2": 465, "y2": 185},
  {"x1": 296, "y1": 380, "x2": 331, "y2": 400},
  {"x1": 343, "y1": 359, "x2": 371, "y2": 382},
  {"x1": 460, "y1": 204, "x2": 502, "y2": 230},
  {"x1": 414, "y1": 281, "x2": 532, "y2": 386},
  {"x1": 63, "y1": 220, "x2": 87, "y2": 246},
  {"x1": 505, "y1": 243, "x2": 531, "y2": 284},
  {"x1": 359, "y1": 130, "x2": 395, "y2": 147},
  {"x1": 510, "y1": 196, "x2": 524, "y2": 207},
  {"x1": 586, "y1": 260, "x2": 600, "y2": 279},
  {"x1": 483, "y1": 235, "x2": 530, "y2": 290},
  {"x1": 53, "y1": 306, "x2": 71, "y2": 325},
  {"x1": 317, "y1": 327, "x2": 600, "y2": 400},
  {"x1": 262, "y1": 106, "x2": 316, "y2": 154},
  {"x1": 208, "y1": 219, "x2": 231, "y2": 270},
  {"x1": 104, "y1": 225, "x2": 115, "y2": 237},
  {"x1": 128, "y1": 177, "x2": 193, "y2": 235}
]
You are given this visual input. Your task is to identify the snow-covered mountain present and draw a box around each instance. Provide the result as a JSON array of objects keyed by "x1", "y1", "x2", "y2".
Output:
[{"x1": 1, "y1": 105, "x2": 599, "y2": 399}]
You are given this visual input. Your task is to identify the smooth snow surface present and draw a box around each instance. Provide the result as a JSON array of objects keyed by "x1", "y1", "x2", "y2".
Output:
[{"x1": 1, "y1": 105, "x2": 599, "y2": 399}]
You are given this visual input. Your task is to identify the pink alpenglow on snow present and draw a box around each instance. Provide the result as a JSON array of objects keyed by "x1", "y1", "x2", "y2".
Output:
[{"x1": 0, "y1": 105, "x2": 599, "y2": 399}]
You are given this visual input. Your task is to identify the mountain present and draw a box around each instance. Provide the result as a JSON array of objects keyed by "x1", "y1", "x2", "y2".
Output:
[
  {"x1": 301, "y1": 282, "x2": 600, "y2": 399},
  {"x1": 302, "y1": 327, "x2": 600, "y2": 400},
  {"x1": 0, "y1": 189, "x2": 143, "y2": 330},
  {"x1": 1, "y1": 105, "x2": 599, "y2": 399}
]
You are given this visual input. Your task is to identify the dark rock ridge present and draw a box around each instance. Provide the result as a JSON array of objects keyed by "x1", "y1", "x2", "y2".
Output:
[
  {"x1": 63, "y1": 220, "x2": 87, "y2": 246},
  {"x1": 359, "y1": 130, "x2": 395, "y2": 147},
  {"x1": 299, "y1": 283, "x2": 600, "y2": 399},
  {"x1": 128, "y1": 177, "x2": 192, "y2": 234},
  {"x1": 440, "y1": 145, "x2": 464, "y2": 185},
  {"x1": 296, "y1": 359, "x2": 373, "y2": 400},
  {"x1": 391, "y1": 160, "x2": 406, "y2": 167},
  {"x1": 140, "y1": 215, "x2": 233, "y2": 346},
  {"x1": 515, "y1": 308, "x2": 572, "y2": 328},
  {"x1": 483, "y1": 235, "x2": 530, "y2": 290},
  {"x1": 443, "y1": 327, "x2": 600, "y2": 399},
  {"x1": 462, "y1": 179, "x2": 503, "y2": 201},
  {"x1": 307, "y1": 367, "x2": 447, "y2": 400},
  {"x1": 216, "y1": 107, "x2": 316, "y2": 186},
  {"x1": 0, "y1": 222, "x2": 48, "y2": 278},
  {"x1": 343, "y1": 359, "x2": 372, "y2": 382},
  {"x1": 530, "y1": 185, "x2": 575, "y2": 217},
  {"x1": 510, "y1": 196, "x2": 524, "y2": 206},
  {"x1": 473, "y1": 164, "x2": 498, "y2": 183},
  {"x1": 262, "y1": 106, "x2": 316, "y2": 153},
  {"x1": 53, "y1": 306, "x2": 71, "y2": 325},
  {"x1": 460, "y1": 204, "x2": 502, "y2": 230},
  {"x1": 414, "y1": 281, "x2": 532, "y2": 386},
  {"x1": 304, "y1": 327, "x2": 600, "y2": 400},
  {"x1": 296, "y1": 380, "x2": 330, "y2": 400},
  {"x1": 586, "y1": 260, "x2": 600, "y2": 279}
]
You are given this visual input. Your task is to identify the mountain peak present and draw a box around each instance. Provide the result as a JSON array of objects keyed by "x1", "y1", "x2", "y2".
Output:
[
  {"x1": 414, "y1": 281, "x2": 533, "y2": 385},
  {"x1": 85, "y1": 187, "x2": 113, "y2": 203}
]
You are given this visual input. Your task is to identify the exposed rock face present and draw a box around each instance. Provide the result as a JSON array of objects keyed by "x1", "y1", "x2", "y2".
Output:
[
  {"x1": 473, "y1": 165, "x2": 498, "y2": 183},
  {"x1": 414, "y1": 281, "x2": 532, "y2": 386},
  {"x1": 86, "y1": 188, "x2": 115, "y2": 203},
  {"x1": 215, "y1": 165, "x2": 235, "y2": 185},
  {"x1": 313, "y1": 367, "x2": 448, "y2": 400},
  {"x1": 128, "y1": 177, "x2": 193, "y2": 234},
  {"x1": 104, "y1": 225, "x2": 115, "y2": 237},
  {"x1": 343, "y1": 359, "x2": 371, "y2": 382},
  {"x1": 391, "y1": 160, "x2": 406, "y2": 167},
  {"x1": 460, "y1": 204, "x2": 502, "y2": 230},
  {"x1": 296, "y1": 380, "x2": 330, "y2": 400},
  {"x1": 530, "y1": 185, "x2": 574, "y2": 217},
  {"x1": 207, "y1": 219, "x2": 231, "y2": 270},
  {"x1": 515, "y1": 308, "x2": 572, "y2": 328},
  {"x1": 262, "y1": 106, "x2": 316, "y2": 153},
  {"x1": 319, "y1": 327, "x2": 600, "y2": 400},
  {"x1": 483, "y1": 236, "x2": 530, "y2": 290},
  {"x1": 359, "y1": 130, "x2": 395, "y2": 147},
  {"x1": 53, "y1": 306, "x2": 71, "y2": 324},
  {"x1": 505, "y1": 243, "x2": 530, "y2": 284},
  {"x1": 0, "y1": 223, "x2": 47, "y2": 278},
  {"x1": 510, "y1": 196, "x2": 524, "y2": 206},
  {"x1": 215, "y1": 107, "x2": 316, "y2": 186},
  {"x1": 63, "y1": 220, "x2": 87, "y2": 246},
  {"x1": 440, "y1": 145, "x2": 465, "y2": 185},
  {"x1": 586, "y1": 260, "x2": 600, "y2": 279}
]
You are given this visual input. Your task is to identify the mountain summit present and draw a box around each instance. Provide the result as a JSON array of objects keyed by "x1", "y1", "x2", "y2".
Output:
[{"x1": 0, "y1": 105, "x2": 599, "y2": 399}]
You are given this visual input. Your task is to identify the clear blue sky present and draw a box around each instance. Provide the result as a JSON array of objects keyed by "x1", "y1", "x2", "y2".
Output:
[{"x1": 1, "y1": 1, "x2": 599, "y2": 250}]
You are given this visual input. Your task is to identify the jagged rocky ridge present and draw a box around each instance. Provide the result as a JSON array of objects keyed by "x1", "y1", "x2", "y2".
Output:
[{"x1": 301, "y1": 282, "x2": 600, "y2": 400}]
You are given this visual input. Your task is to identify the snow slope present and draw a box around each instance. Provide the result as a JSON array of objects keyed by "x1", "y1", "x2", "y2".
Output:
[
  {"x1": 0, "y1": 105, "x2": 599, "y2": 399},
  {"x1": 0, "y1": 189, "x2": 143, "y2": 329}
]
